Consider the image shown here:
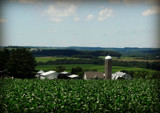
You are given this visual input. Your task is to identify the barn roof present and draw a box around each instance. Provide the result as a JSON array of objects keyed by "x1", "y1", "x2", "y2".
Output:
[
  {"x1": 37, "y1": 70, "x2": 44, "y2": 74},
  {"x1": 68, "y1": 74, "x2": 79, "y2": 78},
  {"x1": 41, "y1": 70, "x2": 57, "y2": 76},
  {"x1": 84, "y1": 71, "x2": 104, "y2": 79},
  {"x1": 60, "y1": 71, "x2": 69, "y2": 74}
]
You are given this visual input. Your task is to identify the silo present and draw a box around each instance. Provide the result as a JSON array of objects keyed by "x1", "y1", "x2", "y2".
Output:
[{"x1": 105, "y1": 55, "x2": 112, "y2": 79}]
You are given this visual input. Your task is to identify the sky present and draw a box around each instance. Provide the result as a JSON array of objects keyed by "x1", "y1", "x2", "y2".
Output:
[{"x1": 0, "y1": 0, "x2": 160, "y2": 48}]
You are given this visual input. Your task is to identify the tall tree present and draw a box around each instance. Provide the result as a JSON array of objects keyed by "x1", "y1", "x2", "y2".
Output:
[
  {"x1": 55, "y1": 66, "x2": 65, "y2": 72},
  {"x1": 6, "y1": 48, "x2": 36, "y2": 78},
  {"x1": 71, "y1": 67, "x2": 83, "y2": 74},
  {"x1": 0, "y1": 49, "x2": 10, "y2": 77}
]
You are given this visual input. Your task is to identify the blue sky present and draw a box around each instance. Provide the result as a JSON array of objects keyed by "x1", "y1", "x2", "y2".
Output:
[{"x1": 0, "y1": 0, "x2": 160, "y2": 48}]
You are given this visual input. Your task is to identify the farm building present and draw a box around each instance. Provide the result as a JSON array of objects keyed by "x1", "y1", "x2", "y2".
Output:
[
  {"x1": 60, "y1": 71, "x2": 69, "y2": 74},
  {"x1": 40, "y1": 70, "x2": 59, "y2": 80},
  {"x1": 112, "y1": 71, "x2": 132, "y2": 80},
  {"x1": 83, "y1": 55, "x2": 132, "y2": 80},
  {"x1": 84, "y1": 72, "x2": 104, "y2": 80},
  {"x1": 58, "y1": 71, "x2": 70, "y2": 79},
  {"x1": 68, "y1": 74, "x2": 79, "y2": 79},
  {"x1": 35, "y1": 70, "x2": 44, "y2": 78}
]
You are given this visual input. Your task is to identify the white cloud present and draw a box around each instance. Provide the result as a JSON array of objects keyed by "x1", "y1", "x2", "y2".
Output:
[
  {"x1": 142, "y1": 6, "x2": 160, "y2": 16},
  {"x1": 98, "y1": 8, "x2": 113, "y2": 21},
  {"x1": 86, "y1": 14, "x2": 94, "y2": 21},
  {"x1": 46, "y1": 4, "x2": 77, "y2": 17},
  {"x1": 0, "y1": 18, "x2": 7, "y2": 23},
  {"x1": 44, "y1": 2, "x2": 77, "y2": 23},
  {"x1": 73, "y1": 17, "x2": 81, "y2": 21}
]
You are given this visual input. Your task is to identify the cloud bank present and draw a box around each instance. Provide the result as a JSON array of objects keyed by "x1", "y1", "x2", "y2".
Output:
[
  {"x1": 142, "y1": 6, "x2": 160, "y2": 16},
  {"x1": 98, "y1": 8, "x2": 113, "y2": 21}
]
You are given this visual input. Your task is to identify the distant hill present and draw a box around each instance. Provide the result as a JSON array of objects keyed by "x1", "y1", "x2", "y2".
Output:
[{"x1": 1, "y1": 46, "x2": 160, "y2": 59}]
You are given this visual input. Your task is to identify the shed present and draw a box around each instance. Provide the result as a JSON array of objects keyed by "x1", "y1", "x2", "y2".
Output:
[
  {"x1": 84, "y1": 72, "x2": 104, "y2": 80},
  {"x1": 58, "y1": 71, "x2": 70, "y2": 79},
  {"x1": 112, "y1": 71, "x2": 132, "y2": 80},
  {"x1": 40, "y1": 70, "x2": 59, "y2": 80}
]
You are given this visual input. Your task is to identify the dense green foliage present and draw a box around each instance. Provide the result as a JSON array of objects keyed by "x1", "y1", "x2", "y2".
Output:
[
  {"x1": 1, "y1": 48, "x2": 36, "y2": 78},
  {"x1": 121, "y1": 70, "x2": 160, "y2": 79},
  {"x1": 0, "y1": 49, "x2": 10, "y2": 77},
  {"x1": 55, "y1": 66, "x2": 66, "y2": 72},
  {"x1": 71, "y1": 67, "x2": 84, "y2": 78},
  {"x1": 0, "y1": 79, "x2": 159, "y2": 112}
]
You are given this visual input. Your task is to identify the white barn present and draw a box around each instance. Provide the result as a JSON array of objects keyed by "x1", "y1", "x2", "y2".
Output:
[
  {"x1": 40, "y1": 70, "x2": 59, "y2": 80},
  {"x1": 112, "y1": 72, "x2": 132, "y2": 80}
]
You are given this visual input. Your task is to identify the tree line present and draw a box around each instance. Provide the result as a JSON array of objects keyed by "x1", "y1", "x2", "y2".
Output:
[{"x1": 31, "y1": 49, "x2": 122, "y2": 58}]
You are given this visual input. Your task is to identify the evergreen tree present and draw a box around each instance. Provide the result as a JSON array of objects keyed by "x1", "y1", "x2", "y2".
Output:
[
  {"x1": 6, "y1": 48, "x2": 36, "y2": 78},
  {"x1": 0, "y1": 49, "x2": 10, "y2": 77},
  {"x1": 71, "y1": 67, "x2": 83, "y2": 74}
]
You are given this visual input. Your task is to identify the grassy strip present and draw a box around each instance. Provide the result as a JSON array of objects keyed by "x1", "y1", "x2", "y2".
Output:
[{"x1": 35, "y1": 57, "x2": 79, "y2": 63}]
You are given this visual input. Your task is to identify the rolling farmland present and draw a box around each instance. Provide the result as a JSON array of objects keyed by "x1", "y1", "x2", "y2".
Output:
[
  {"x1": 1, "y1": 49, "x2": 160, "y2": 112},
  {"x1": 36, "y1": 64, "x2": 157, "y2": 73}
]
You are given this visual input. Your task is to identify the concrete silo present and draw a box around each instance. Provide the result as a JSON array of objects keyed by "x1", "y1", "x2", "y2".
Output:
[{"x1": 105, "y1": 55, "x2": 112, "y2": 79}]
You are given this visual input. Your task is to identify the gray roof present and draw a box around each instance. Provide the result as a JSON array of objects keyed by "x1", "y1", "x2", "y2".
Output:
[
  {"x1": 41, "y1": 70, "x2": 58, "y2": 76},
  {"x1": 84, "y1": 71, "x2": 104, "y2": 79}
]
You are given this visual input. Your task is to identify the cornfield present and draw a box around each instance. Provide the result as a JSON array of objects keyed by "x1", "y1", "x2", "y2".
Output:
[{"x1": 0, "y1": 79, "x2": 159, "y2": 112}]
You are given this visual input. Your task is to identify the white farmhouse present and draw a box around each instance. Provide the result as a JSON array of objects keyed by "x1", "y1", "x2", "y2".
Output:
[
  {"x1": 40, "y1": 70, "x2": 59, "y2": 80},
  {"x1": 112, "y1": 71, "x2": 132, "y2": 80}
]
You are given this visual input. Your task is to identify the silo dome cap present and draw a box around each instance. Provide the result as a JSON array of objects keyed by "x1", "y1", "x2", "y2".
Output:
[{"x1": 105, "y1": 55, "x2": 112, "y2": 59}]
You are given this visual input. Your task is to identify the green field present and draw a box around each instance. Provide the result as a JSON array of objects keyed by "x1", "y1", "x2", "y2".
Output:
[
  {"x1": 35, "y1": 57, "x2": 79, "y2": 63},
  {"x1": 36, "y1": 56, "x2": 142, "y2": 63},
  {"x1": 36, "y1": 64, "x2": 157, "y2": 73},
  {"x1": 1, "y1": 79, "x2": 159, "y2": 112}
]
